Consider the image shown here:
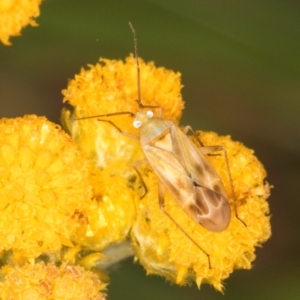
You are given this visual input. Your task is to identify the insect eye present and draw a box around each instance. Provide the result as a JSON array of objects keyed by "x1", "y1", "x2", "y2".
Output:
[
  {"x1": 133, "y1": 120, "x2": 142, "y2": 128},
  {"x1": 146, "y1": 110, "x2": 154, "y2": 118}
]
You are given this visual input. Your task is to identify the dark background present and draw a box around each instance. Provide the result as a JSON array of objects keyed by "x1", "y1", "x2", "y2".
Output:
[{"x1": 1, "y1": 0, "x2": 299, "y2": 299}]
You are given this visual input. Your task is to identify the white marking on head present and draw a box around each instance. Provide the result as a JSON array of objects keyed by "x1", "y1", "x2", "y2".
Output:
[
  {"x1": 133, "y1": 110, "x2": 154, "y2": 128},
  {"x1": 133, "y1": 119, "x2": 142, "y2": 128},
  {"x1": 146, "y1": 110, "x2": 154, "y2": 118}
]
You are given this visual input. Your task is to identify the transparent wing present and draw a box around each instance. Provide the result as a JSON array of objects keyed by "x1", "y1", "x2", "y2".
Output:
[{"x1": 143, "y1": 128, "x2": 231, "y2": 231}]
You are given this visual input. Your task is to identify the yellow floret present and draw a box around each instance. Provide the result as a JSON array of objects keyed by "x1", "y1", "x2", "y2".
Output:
[
  {"x1": 0, "y1": 262, "x2": 107, "y2": 300},
  {"x1": 0, "y1": 0, "x2": 42, "y2": 45},
  {"x1": 72, "y1": 162, "x2": 138, "y2": 251},
  {"x1": 131, "y1": 131, "x2": 271, "y2": 291},
  {"x1": 0, "y1": 115, "x2": 93, "y2": 260}
]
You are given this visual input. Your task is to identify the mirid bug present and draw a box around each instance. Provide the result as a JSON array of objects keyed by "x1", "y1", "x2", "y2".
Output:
[{"x1": 73, "y1": 23, "x2": 246, "y2": 268}]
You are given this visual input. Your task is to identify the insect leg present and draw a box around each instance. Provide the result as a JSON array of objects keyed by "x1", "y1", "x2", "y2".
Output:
[
  {"x1": 182, "y1": 126, "x2": 205, "y2": 147},
  {"x1": 201, "y1": 145, "x2": 247, "y2": 227},
  {"x1": 132, "y1": 159, "x2": 149, "y2": 199},
  {"x1": 158, "y1": 181, "x2": 212, "y2": 269}
]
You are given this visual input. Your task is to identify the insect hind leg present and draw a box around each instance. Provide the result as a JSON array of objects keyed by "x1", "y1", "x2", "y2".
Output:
[{"x1": 158, "y1": 182, "x2": 212, "y2": 269}]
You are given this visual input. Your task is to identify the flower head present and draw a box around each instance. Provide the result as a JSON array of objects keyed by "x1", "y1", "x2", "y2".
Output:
[
  {"x1": 131, "y1": 131, "x2": 271, "y2": 291},
  {"x1": 61, "y1": 56, "x2": 184, "y2": 249},
  {"x1": 0, "y1": 115, "x2": 93, "y2": 260},
  {"x1": 0, "y1": 262, "x2": 107, "y2": 299},
  {"x1": 0, "y1": 0, "x2": 42, "y2": 45},
  {"x1": 61, "y1": 56, "x2": 271, "y2": 291},
  {"x1": 62, "y1": 55, "x2": 184, "y2": 168}
]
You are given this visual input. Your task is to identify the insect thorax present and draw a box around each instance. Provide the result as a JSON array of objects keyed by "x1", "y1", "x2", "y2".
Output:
[{"x1": 139, "y1": 118, "x2": 174, "y2": 146}]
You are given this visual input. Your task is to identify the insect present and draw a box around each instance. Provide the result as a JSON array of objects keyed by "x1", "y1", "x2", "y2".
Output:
[{"x1": 74, "y1": 23, "x2": 246, "y2": 268}]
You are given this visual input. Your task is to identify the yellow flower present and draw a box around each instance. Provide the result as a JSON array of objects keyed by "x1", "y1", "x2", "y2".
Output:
[
  {"x1": 0, "y1": 0, "x2": 42, "y2": 45},
  {"x1": 61, "y1": 56, "x2": 271, "y2": 291},
  {"x1": 62, "y1": 55, "x2": 184, "y2": 168},
  {"x1": 131, "y1": 131, "x2": 271, "y2": 291},
  {"x1": 61, "y1": 56, "x2": 184, "y2": 249},
  {"x1": 72, "y1": 162, "x2": 138, "y2": 251},
  {"x1": 0, "y1": 115, "x2": 93, "y2": 260},
  {"x1": 0, "y1": 262, "x2": 107, "y2": 300}
]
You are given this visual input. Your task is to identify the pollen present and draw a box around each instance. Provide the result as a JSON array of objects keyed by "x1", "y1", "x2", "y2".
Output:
[
  {"x1": 0, "y1": 262, "x2": 107, "y2": 300},
  {"x1": 0, "y1": 115, "x2": 93, "y2": 260},
  {"x1": 0, "y1": 0, "x2": 42, "y2": 45}
]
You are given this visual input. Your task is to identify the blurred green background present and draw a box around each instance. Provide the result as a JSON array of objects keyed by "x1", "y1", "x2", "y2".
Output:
[{"x1": 1, "y1": 0, "x2": 299, "y2": 299}]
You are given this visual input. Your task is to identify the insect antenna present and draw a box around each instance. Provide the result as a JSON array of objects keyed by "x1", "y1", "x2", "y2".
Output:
[
  {"x1": 129, "y1": 22, "x2": 142, "y2": 108},
  {"x1": 128, "y1": 23, "x2": 212, "y2": 268},
  {"x1": 129, "y1": 22, "x2": 162, "y2": 117}
]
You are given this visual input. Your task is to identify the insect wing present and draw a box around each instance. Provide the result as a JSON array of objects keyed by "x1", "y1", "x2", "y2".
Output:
[
  {"x1": 143, "y1": 141, "x2": 196, "y2": 212},
  {"x1": 143, "y1": 125, "x2": 231, "y2": 232}
]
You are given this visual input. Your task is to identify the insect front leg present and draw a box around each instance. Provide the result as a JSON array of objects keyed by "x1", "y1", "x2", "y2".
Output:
[{"x1": 158, "y1": 181, "x2": 212, "y2": 269}]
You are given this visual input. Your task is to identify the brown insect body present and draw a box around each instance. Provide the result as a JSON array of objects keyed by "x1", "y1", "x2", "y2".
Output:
[{"x1": 135, "y1": 112, "x2": 231, "y2": 232}]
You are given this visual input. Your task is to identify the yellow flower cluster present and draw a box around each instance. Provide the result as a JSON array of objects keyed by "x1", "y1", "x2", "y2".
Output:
[
  {"x1": 61, "y1": 56, "x2": 271, "y2": 291},
  {"x1": 131, "y1": 131, "x2": 271, "y2": 291},
  {"x1": 0, "y1": 262, "x2": 106, "y2": 300},
  {"x1": 0, "y1": 115, "x2": 108, "y2": 296},
  {"x1": 0, "y1": 0, "x2": 42, "y2": 45},
  {"x1": 62, "y1": 55, "x2": 184, "y2": 249},
  {"x1": 0, "y1": 115, "x2": 93, "y2": 260}
]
